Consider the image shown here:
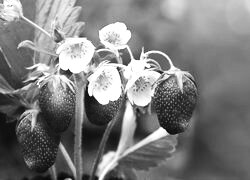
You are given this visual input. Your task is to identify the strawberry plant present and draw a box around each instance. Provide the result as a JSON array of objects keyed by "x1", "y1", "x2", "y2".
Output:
[{"x1": 0, "y1": 0, "x2": 198, "y2": 180}]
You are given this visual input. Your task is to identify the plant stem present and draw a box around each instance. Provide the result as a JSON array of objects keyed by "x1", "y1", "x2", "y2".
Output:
[
  {"x1": 96, "y1": 48, "x2": 115, "y2": 54},
  {"x1": 125, "y1": 45, "x2": 135, "y2": 60},
  {"x1": 20, "y1": 15, "x2": 52, "y2": 38},
  {"x1": 59, "y1": 142, "x2": 76, "y2": 178},
  {"x1": 89, "y1": 121, "x2": 115, "y2": 180},
  {"x1": 115, "y1": 100, "x2": 136, "y2": 156},
  {"x1": 144, "y1": 50, "x2": 176, "y2": 70},
  {"x1": 96, "y1": 48, "x2": 122, "y2": 64},
  {"x1": 89, "y1": 96, "x2": 126, "y2": 180},
  {"x1": 49, "y1": 165, "x2": 57, "y2": 180},
  {"x1": 74, "y1": 74, "x2": 86, "y2": 180}
]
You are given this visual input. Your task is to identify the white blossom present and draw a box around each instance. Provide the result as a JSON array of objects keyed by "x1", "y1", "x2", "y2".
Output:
[
  {"x1": 99, "y1": 22, "x2": 131, "y2": 50},
  {"x1": 56, "y1": 38, "x2": 95, "y2": 74},
  {"x1": 88, "y1": 62, "x2": 122, "y2": 105},
  {"x1": 125, "y1": 59, "x2": 160, "y2": 106},
  {"x1": 0, "y1": 0, "x2": 23, "y2": 22}
]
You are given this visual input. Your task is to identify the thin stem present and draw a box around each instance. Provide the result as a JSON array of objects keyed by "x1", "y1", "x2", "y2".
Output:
[
  {"x1": 144, "y1": 50, "x2": 176, "y2": 70},
  {"x1": 96, "y1": 48, "x2": 115, "y2": 54},
  {"x1": 20, "y1": 15, "x2": 52, "y2": 38},
  {"x1": 89, "y1": 121, "x2": 113, "y2": 180},
  {"x1": 49, "y1": 165, "x2": 57, "y2": 180},
  {"x1": 74, "y1": 74, "x2": 86, "y2": 180},
  {"x1": 59, "y1": 142, "x2": 76, "y2": 178},
  {"x1": 96, "y1": 48, "x2": 122, "y2": 64},
  {"x1": 89, "y1": 96, "x2": 126, "y2": 180},
  {"x1": 125, "y1": 45, "x2": 135, "y2": 60}
]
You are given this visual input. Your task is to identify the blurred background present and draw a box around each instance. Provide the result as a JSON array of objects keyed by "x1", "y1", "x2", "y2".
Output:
[{"x1": 1, "y1": 0, "x2": 250, "y2": 179}]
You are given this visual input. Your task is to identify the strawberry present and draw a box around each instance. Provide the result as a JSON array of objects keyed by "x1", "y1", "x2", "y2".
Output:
[
  {"x1": 38, "y1": 75, "x2": 75, "y2": 133},
  {"x1": 84, "y1": 88, "x2": 123, "y2": 126},
  {"x1": 16, "y1": 112, "x2": 60, "y2": 173},
  {"x1": 152, "y1": 70, "x2": 198, "y2": 134}
]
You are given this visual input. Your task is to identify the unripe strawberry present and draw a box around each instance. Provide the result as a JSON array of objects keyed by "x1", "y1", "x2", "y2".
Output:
[
  {"x1": 84, "y1": 89, "x2": 123, "y2": 126},
  {"x1": 38, "y1": 75, "x2": 75, "y2": 133},
  {"x1": 152, "y1": 70, "x2": 197, "y2": 134},
  {"x1": 16, "y1": 112, "x2": 60, "y2": 173}
]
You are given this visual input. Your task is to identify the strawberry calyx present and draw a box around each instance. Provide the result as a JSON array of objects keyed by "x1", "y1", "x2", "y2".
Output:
[
  {"x1": 38, "y1": 74, "x2": 75, "y2": 95},
  {"x1": 154, "y1": 68, "x2": 196, "y2": 94},
  {"x1": 18, "y1": 105, "x2": 40, "y2": 132},
  {"x1": 24, "y1": 62, "x2": 59, "y2": 84}
]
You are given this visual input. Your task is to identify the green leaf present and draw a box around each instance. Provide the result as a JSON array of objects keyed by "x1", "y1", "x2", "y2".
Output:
[
  {"x1": 0, "y1": 73, "x2": 14, "y2": 94},
  {"x1": 0, "y1": 7, "x2": 34, "y2": 85},
  {"x1": 119, "y1": 135, "x2": 178, "y2": 171},
  {"x1": 98, "y1": 128, "x2": 178, "y2": 180},
  {"x1": 0, "y1": 103, "x2": 24, "y2": 122},
  {"x1": 34, "y1": 0, "x2": 85, "y2": 64}
]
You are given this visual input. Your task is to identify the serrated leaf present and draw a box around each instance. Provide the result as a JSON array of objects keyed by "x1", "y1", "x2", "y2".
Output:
[
  {"x1": 98, "y1": 128, "x2": 177, "y2": 180},
  {"x1": 34, "y1": 0, "x2": 85, "y2": 64},
  {"x1": 119, "y1": 135, "x2": 178, "y2": 171}
]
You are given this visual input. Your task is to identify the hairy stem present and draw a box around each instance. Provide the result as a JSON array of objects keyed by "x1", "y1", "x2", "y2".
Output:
[
  {"x1": 21, "y1": 15, "x2": 52, "y2": 38},
  {"x1": 115, "y1": 100, "x2": 136, "y2": 156},
  {"x1": 74, "y1": 74, "x2": 86, "y2": 180},
  {"x1": 49, "y1": 165, "x2": 57, "y2": 180},
  {"x1": 125, "y1": 45, "x2": 135, "y2": 61},
  {"x1": 59, "y1": 142, "x2": 76, "y2": 178},
  {"x1": 89, "y1": 96, "x2": 126, "y2": 180}
]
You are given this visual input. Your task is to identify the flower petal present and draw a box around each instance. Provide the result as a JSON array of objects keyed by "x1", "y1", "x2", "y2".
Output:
[
  {"x1": 127, "y1": 71, "x2": 160, "y2": 106},
  {"x1": 99, "y1": 22, "x2": 131, "y2": 50},
  {"x1": 56, "y1": 37, "x2": 95, "y2": 73},
  {"x1": 0, "y1": 0, "x2": 23, "y2": 22},
  {"x1": 87, "y1": 65, "x2": 122, "y2": 105},
  {"x1": 68, "y1": 57, "x2": 86, "y2": 74},
  {"x1": 58, "y1": 51, "x2": 70, "y2": 71},
  {"x1": 93, "y1": 88, "x2": 110, "y2": 105}
]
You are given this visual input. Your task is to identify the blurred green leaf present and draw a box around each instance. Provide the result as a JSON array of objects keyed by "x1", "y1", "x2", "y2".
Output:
[
  {"x1": 0, "y1": 22, "x2": 34, "y2": 82},
  {"x1": 0, "y1": 103, "x2": 24, "y2": 122},
  {"x1": 119, "y1": 135, "x2": 178, "y2": 171},
  {"x1": 0, "y1": 73, "x2": 14, "y2": 94}
]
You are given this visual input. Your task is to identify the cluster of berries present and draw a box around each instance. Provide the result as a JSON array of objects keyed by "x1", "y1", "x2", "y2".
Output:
[{"x1": 16, "y1": 74, "x2": 76, "y2": 172}]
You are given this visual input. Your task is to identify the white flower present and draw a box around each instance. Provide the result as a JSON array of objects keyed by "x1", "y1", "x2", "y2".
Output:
[
  {"x1": 56, "y1": 38, "x2": 95, "y2": 74},
  {"x1": 87, "y1": 63, "x2": 122, "y2": 105},
  {"x1": 99, "y1": 22, "x2": 131, "y2": 50},
  {"x1": 125, "y1": 59, "x2": 160, "y2": 107},
  {"x1": 0, "y1": 0, "x2": 23, "y2": 22}
]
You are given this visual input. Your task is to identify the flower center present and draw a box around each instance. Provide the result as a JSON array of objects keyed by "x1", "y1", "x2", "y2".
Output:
[
  {"x1": 133, "y1": 76, "x2": 150, "y2": 93},
  {"x1": 104, "y1": 32, "x2": 121, "y2": 45},
  {"x1": 95, "y1": 71, "x2": 112, "y2": 91},
  {"x1": 68, "y1": 43, "x2": 88, "y2": 59}
]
